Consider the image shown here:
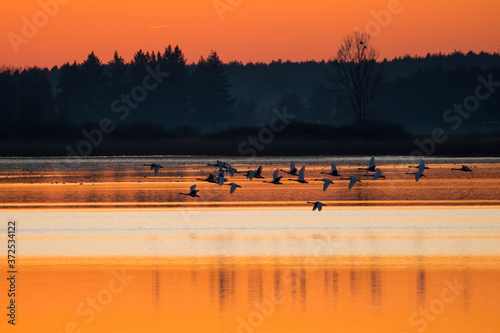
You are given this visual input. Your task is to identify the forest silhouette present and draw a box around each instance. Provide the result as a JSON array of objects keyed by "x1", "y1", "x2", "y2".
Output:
[{"x1": 1, "y1": 45, "x2": 500, "y2": 156}]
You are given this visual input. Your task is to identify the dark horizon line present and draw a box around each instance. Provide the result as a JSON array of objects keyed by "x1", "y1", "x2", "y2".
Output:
[{"x1": 2, "y1": 49, "x2": 500, "y2": 71}]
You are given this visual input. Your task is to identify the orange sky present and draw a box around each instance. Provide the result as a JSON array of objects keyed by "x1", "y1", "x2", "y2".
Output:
[{"x1": 1, "y1": 0, "x2": 499, "y2": 68}]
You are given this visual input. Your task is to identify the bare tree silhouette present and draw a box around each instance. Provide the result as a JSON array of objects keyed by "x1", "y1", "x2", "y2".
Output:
[{"x1": 328, "y1": 31, "x2": 384, "y2": 123}]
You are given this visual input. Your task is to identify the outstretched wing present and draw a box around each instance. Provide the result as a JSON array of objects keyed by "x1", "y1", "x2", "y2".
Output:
[
  {"x1": 348, "y1": 177, "x2": 358, "y2": 190},
  {"x1": 298, "y1": 166, "x2": 305, "y2": 180},
  {"x1": 323, "y1": 180, "x2": 330, "y2": 191},
  {"x1": 419, "y1": 159, "x2": 425, "y2": 168},
  {"x1": 272, "y1": 169, "x2": 279, "y2": 181},
  {"x1": 418, "y1": 163, "x2": 425, "y2": 175},
  {"x1": 415, "y1": 170, "x2": 423, "y2": 182},
  {"x1": 369, "y1": 156, "x2": 375, "y2": 168}
]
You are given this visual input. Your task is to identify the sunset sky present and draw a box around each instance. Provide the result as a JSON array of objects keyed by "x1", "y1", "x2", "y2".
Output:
[{"x1": 2, "y1": 0, "x2": 500, "y2": 68}]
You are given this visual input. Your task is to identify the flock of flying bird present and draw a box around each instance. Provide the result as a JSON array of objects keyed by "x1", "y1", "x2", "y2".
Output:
[{"x1": 148, "y1": 157, "x2": 473, "y2": 211}]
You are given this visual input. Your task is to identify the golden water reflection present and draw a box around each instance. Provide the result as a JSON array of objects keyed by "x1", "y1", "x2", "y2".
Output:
[
  {"x1": 0, "y1": 160, "x2": 499, "y2": 208},
  {"x1": 5, "y1": 256, "x2": 500, "y2": 333}
]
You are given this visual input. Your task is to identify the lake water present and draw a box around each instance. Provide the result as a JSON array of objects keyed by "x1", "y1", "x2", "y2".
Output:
[{"x1": 0, "y1": 156, "x2": 499, "y2": 332}]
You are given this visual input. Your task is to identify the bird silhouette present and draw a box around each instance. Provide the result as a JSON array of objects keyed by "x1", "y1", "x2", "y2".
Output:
[
  {"x1": 315, "y1": 178, "x2": 333, "y2": 191},
  {"x1": 290, "y1": 166, "x2": 308, "y2": 183},
  {"x1": 246, "y1": 170, "x2": 256, "y2": 180},
  {"x1": 372, "y1": 168, "x2": 386, "y2": 180},
  {"x1": 451, "y1": 165, "x2": 472, "y2": 172},
  {"x1": 281, "y1": 162, "x2": 298, "y2": 176},
  {"x1": 254, "y1": 166, "x2": 264, "y2": 179},
  {"x1": 218, "y1": 176, "x2": 227, "y2": 186},
  {"x1": 308, "y1": 201, "x2": 326, "y2": 211},
  {"x1": 406, "y1": 162, "x2": 427, "y2": 182},
  {"x1": 409, "y1": 159, "x2": 429, "y2": 170},
  {"x1": 322, "y1": 163, "x2": 340, "y2": 176},
  {"x1": 145, "y1": 163, "x2": 163, "y2": 176},
  {"x1": 227, "y1": 167, "x2": 240, "y2": 177},
  {"x1": 228, "y1": 183, "x2": 242, "y2": 194},
  {"x1": 358, "y1": 156, "x2": 376, "y2": 172},
  {"x1": 348, "y1": 176, "x2": 361, "y2": 190},
  {"x1": 179, "y1": 185, "x2": 200, "y2": 197},
  {"x1": 264, "y1": 169, "x2": 283, "y2": 185},
  {"x1": 197, "y1": 173, "x2": 217, "y2": 183}
]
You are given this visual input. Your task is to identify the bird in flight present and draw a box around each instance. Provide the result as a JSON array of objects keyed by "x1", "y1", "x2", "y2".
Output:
[
  {"x1": 409, "y1": 159, "x2": 429, "y2": 170},
  {"x1": 145, "y1": 163, "x2": 163, "y2": 176},
  {"x1": 291, "y1": 166, "x2": 308, "y2": 183},
  {"x1": 264, "y1": 169, "x2": 283, "y2": 185},
  {"x1": 451, "y1": 165, "x2": 472, "y2": 172},
  {"x1": 198, "y1": 173, "x2": 217, "y2": 183},
  {"x1": 358, "y1": 156, "x2": 376, "y2": 172},
  {"x1": 372, "y1": 168, "x2": 386, "y2": 180},
  {"x1": 246, "y1": 170, "x2": 256, "y2": 180},
  {"x1": 179, "y1": 185, "x2": 200, "y2": 197},
  {"x1": 317, "y1": 178, "x2": 333, "y2": 191},
  {"x1": 407, "y1": 162, "x2": 427, "y2": 182},
  {"x1": 322, "y1": 163, "x2": 340, "y2": 177},
  {"x1": 253, "y1": 166, "x2": 264, "y2": 179},
  {"x1": 308, "y1": 201, "x2": 326, "y2": 211},
  {"x1": 281, "y1": 162, "x2": 298, "y2": 176},
  {"x1": 228, "y1": 183, "x2": 242, "y2": 194},
  {"x1": 348, "y1": 176, "x2": 361, "y2": 190}
]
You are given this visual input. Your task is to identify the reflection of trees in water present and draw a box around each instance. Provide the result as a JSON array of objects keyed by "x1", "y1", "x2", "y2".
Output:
[
  {"x1": 332, "y1": 271, "x2": 339, "y2": 302},
  {"x1": 248, "y1": 268, "x2": 263, "y2": 303},
  {"x1": 217, "y1": 261, "x2": 237, "y2": 311},
  {"x1": 154, "y1": 267, "x2": 160, "y2": 306},
  {"x1": 218, "y1": 266, "x2": 228, "y2": 309},
  {"x1": 417, "y1": 265, "x2": 426, "y2": 309},
  {"x1": 300, "y1": 268, "x2": 307, "y2": 311},
  {"x1": 291, "y1": 269, "x2": 297, "y2": 303},
  {"x1": 369, "y1": 234, "x2": 382, "y2": 309},
  {"x1": 370, "y1": 268, "x2": 382, "y2": 309},
  {"x1": 350, "y1": 268, "x2": 359, "y2": 298},
  {"x1": 324, "y1": 270, "x2": 340, "y2": 303},
  {"x1": 274, "y1": 269, "x2": 280, "y2": 299}
]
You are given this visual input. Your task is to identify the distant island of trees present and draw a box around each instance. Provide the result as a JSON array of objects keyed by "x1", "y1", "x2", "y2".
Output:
[{"x1": 1, "y1": 44, "x2": 500, "y2": 156}]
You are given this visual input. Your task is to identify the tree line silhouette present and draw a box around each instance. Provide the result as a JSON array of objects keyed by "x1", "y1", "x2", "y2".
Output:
[{"x1": 1, "y1": 46, "x2": 500, "y2": 147}]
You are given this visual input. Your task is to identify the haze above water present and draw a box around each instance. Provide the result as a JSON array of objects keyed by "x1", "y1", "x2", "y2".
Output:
[{"x1": 0, "y1": 156, "x2": 499, "y2": 332}]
